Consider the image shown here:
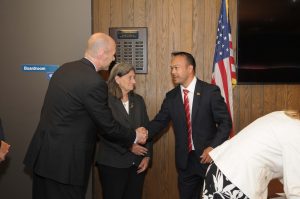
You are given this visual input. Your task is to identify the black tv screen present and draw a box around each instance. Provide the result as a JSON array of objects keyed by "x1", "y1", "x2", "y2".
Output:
[{"x1": 237, "y1": 0, "x2": 300, "y2": 84}]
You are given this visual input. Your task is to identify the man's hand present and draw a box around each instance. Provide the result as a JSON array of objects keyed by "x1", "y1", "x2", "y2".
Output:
[
  {"x1": 135, "y1": 127, "x2": 148, "y2": 144},
  {"x1": 0, "y1": 141, "x2": 10, "y2": 162},
  {"x1": 200, "y1": 146, "x2": 213, "y2": 164},
  {"x1": 130, "y1": 144, "x2": 148, "y2": 156},
  {"x1": 137, "y1": 157, "x2": 150, "y2": 174}
]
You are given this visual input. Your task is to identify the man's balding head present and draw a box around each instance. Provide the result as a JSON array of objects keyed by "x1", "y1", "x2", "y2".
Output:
[{"x1": 84, "y1": 33, "x2": 116, "y2": 71}]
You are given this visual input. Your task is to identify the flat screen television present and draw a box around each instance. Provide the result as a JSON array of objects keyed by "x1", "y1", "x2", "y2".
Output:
[{"x1": 237, "y1": 0, "x2": 300, "y2": 84}]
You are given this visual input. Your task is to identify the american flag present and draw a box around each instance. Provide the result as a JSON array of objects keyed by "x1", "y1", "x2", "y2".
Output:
[{"x1": 211, "y1": 0, "x2": 236, "y2": 137}]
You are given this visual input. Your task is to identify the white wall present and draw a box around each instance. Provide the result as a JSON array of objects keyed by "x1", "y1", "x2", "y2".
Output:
[{"x1": 0, "y1": 0, "x2": 91, "y2": 198}]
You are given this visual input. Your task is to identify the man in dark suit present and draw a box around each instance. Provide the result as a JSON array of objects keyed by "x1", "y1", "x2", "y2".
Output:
[
  {"x1": 147, "y1": 52, "x2": 232, "y2": 199},
  {"x1": 23, "y1": 33, "x2": 147, "y2": 199}
]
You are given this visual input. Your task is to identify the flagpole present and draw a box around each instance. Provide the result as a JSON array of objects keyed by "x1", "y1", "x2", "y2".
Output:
[{"x1": 226, "y1": 0, "x2": 229, "y2": 19}]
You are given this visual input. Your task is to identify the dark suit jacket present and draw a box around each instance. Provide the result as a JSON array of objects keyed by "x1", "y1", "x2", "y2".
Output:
[
  {"x1": 147, "y1": 79, "x2": 232, "y2": 173},
  {"x1": 24, "y1": 58, "x2": 135, "y2": 187},
  {"x1": 96, "y1": 92, "x2": 152, "y2": 168}
]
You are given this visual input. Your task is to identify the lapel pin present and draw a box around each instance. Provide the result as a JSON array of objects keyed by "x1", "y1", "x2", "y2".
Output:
[{"x1": 196, "y1": 92, "x2": 201, "y2": 96}]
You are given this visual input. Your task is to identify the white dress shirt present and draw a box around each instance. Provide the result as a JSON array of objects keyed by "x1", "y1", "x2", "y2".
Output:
[
  {"x1": 180, "y1": 76, "x2": 197, "y2": 150},
  {"x1": 210, "y1": 111, "x2": 300, "y2": 199},
  {"x1": 122, "y1": 100, "x2": 129, "y2": 114}
]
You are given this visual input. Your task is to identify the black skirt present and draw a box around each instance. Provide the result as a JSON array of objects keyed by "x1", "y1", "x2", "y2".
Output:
[{"x1": 202, "y1": 162, "x2": 249, "y2": 199}]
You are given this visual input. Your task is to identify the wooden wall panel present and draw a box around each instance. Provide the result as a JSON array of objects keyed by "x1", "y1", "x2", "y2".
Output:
[
  {"x1": 250, "y1": 85, "x2": 264, "y2": 123},
  {"x1": 238, "y1": 85, "x2": 252, "y2": 129},
  {"x1": 169, "y1": 0, "x2": 181, "y2": 52},
  {"x1": 133, "y1": 0, "x2": 146, "y2": 100},
  {"x1": 192, "y1": 0, "x2": 205, "y2": 80},
  {"x1": 180, "y1": 0, "x2": 193, "y2": 52},
  {"x1": 110, "y1": 0, "x2": 122, "y2": 26},
  {"x1": 122, "y1": 0, "x2": 134, "y2": 26},
  {"x1": 144, "y1": 0, "x2": 157, "y2": 118},
  {"x1": 92, "y1": 0, "x2": 300, "y2": 198},
  {"x1": 263, "y1": 85, "x2": 278, "y2": 114},
  {"x1": 98, "y1": 0, "x2": 110, "y2": 34},
  {"x1": 287, "y1": 85, "x2": 300, "y2": 109}
]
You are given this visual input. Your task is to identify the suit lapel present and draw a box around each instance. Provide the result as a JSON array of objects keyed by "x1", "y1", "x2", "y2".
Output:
[
  {"x1": 110, "y1": 96, "x2": 131, "y2": 124},
  {"x1": 192, "y1": 79, "x2": 203, "y2": 123},
  {"x1": 174, "y1": 86, "x2": 187, "y2": 123},
  {"x1": 128, "y1": 94, "x2": 136, "y2": 127}
]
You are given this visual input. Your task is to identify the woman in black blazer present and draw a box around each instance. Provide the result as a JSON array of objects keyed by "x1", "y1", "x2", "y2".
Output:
[{"x1": 96, "y1": 62, "x2": 152, "y2": 199}]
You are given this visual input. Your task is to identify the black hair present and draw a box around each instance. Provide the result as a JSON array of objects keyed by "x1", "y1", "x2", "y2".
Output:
[{"x1": 171, "y1": 51, "x2": 196, "y2": 71}]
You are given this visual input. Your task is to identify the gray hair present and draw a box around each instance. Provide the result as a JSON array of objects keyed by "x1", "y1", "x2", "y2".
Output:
[{"x1": 107, "y1": 62, "x2": 135, "y2": 99}]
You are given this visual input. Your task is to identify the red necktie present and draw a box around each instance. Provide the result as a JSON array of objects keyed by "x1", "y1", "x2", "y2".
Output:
[{"x1": 183, "y1": 89, "x2": 193, "y2": 152}]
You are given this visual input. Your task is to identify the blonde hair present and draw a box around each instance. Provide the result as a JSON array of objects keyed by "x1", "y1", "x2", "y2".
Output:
[
  {"x1": 107, "y1": 62, "x2": 135, "y2": 99},
  {"x1": 284, "y1": 110, "x2": 300, "y2": 120}
]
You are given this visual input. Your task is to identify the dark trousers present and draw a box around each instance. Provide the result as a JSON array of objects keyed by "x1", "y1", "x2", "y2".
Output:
[
  {"x1": 32, "y1": 173, "x2": 85, "y2": 199},
  {"x1": 177, "y1": 151, "x2": 207, "y2": 199},
  {"x1": 97, "y1": 164, "x2": 146, "y2": 199}
]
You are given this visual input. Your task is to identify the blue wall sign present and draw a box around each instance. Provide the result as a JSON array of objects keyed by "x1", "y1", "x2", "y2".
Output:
[
  {"x1": 21, "y1": 64, "x2": 59, "y2": 80},
  {"x1": 21, "y1": 64, "x2": 59, "y2": 72}
]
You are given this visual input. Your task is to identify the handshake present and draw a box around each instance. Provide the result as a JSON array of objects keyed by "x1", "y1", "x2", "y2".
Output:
[{"x1": 135, "y1": 127, "x2": 149, "y2": 144}]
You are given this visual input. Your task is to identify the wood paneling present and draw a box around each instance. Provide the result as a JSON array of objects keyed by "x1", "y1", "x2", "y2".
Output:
[{"x1": 92, "y1": 0, "x2": 300, "y2": 198}]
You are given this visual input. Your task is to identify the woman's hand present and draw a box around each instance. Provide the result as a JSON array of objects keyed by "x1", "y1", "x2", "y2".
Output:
[
  {"x1": 130, "y1": 143, "x2": 148, "y2": 156},
  {"x1": 137, "y1": 157, "x2": 150, "y2": 174}
]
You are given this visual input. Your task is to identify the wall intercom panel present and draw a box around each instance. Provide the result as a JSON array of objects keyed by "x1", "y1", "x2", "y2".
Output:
[{"x1": 109, "y1": 27, "x2": 148, "y2": 74}]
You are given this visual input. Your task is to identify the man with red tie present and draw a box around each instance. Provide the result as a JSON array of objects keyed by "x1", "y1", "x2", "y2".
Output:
[{"x1": 146, "y1": 52, "x2": 232, "y2": 199}]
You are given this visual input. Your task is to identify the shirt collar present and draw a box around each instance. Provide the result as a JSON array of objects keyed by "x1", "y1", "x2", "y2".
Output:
[{"x1": 181, "y1": 76, "x2": 197, "y2": 94}]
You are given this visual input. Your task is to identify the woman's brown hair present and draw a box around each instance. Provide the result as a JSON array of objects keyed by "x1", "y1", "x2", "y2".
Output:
[
  {"x1": 284, "y1": 110, "x2": 300, "y2": 120},
  {"x1": 107, "y1": 62, "x2": 135, "y2": 99}
]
